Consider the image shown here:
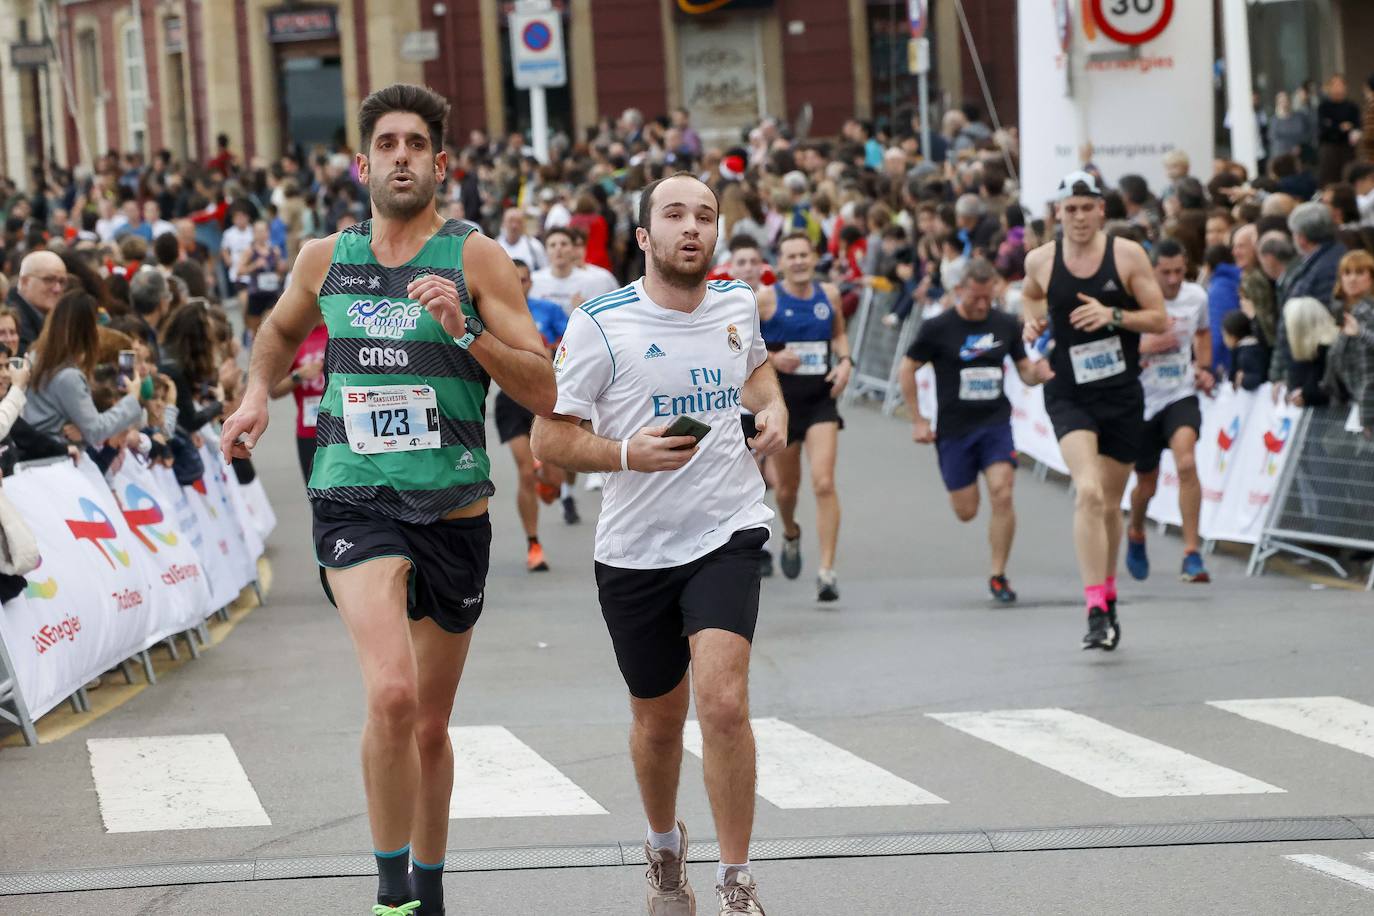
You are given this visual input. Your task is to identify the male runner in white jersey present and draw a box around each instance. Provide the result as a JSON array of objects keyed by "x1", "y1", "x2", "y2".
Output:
[
  {"x1": 1021, "y1": 171, "x2": 1167, "y2": 650},
  {"x1": 756, "y1": 233, "x2": 853, "y2": 601},
  {"x1": 1125, "y1": 238, "x2": 1215, "y2": 583},
  {"x1": 899, "y1": 258, "x2": 1045, "y2": 602},
  {"x1": 221, "y1": 84, "x2": 556, "y2": 916},
  {"x1": 532, "y1": 172, "x2": 786, "y2": 916}
]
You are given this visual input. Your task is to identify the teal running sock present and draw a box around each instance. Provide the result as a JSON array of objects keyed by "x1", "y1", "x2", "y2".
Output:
[
  {"x1": 410, "y1": 855, "x2": 445, "y2": 915},
  {"x1": 375, "y1": 844, "x2": 411, "y2": 905}
]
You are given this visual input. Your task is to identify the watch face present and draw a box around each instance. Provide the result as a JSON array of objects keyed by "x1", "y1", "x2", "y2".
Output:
[{"x1": 466, "y1": 315, "x2": 485, "y2": 335}]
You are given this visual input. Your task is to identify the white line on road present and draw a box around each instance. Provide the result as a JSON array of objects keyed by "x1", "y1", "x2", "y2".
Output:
[
  {"x1": 87, "y1": 734, "x2": 272, "y2": 833},
  {"x1": 928, "y1": 708, "x2": 1285, "y2": 798},
  {"x1": 681, "y1": 717, "x2": 947, "y2": 808},
  {"x1": 448, "y1": 726, "x2": 607, "y2": 819},
  {"x1": 1286, "y1": 854, "x2": 1374, "y2": 893},
  {"x1": 1208, "y1": 697, "x2": 1374, "y2": 759}
]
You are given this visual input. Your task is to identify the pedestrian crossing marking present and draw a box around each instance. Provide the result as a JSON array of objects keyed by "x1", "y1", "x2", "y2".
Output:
[
  {"x1": 87, "y1": 734, "x2": 271, "y2": 833},
  {"x1": 1286, "y1": 854, "x2": 1374, "y2": 893},
  {"x1": 1208, "y1": 697, "x2": 1374, "y2": 759},
  {"x1": 681, "y1": 717, "x2": 947, "y2": 809},
  {"x1": 448, "y1": 725, "x2": 608, "y2": 819},
  {"x1": 928, "y1": 708, "x2": 1285, "y2": 797}
]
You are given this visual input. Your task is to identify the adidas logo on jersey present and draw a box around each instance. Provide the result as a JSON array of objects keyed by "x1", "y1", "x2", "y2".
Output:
[
  {"x1": 1102, "y1": 280, "x2": 1119, "y2": 292},
  {"x1": 455, "y1": 450, "x2": 477, "y2": 471},
  {"x1": 644, "y1": 343, "x2": 666, "y2": 359}
]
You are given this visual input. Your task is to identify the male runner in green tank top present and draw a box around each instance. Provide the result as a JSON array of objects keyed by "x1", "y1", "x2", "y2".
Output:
[{"x1": 222, "y1": 84, "x2": 556, "y2": 916}]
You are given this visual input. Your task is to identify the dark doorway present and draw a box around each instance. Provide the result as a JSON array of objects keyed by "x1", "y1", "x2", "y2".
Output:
[{"x1": 280, "y1": 56, "x2": 346, "y2": 151}]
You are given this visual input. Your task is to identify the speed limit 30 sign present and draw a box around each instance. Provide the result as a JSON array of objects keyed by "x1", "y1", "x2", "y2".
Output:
[{"x1": 1090, "y1": 0, "x2": 1173, "y2": 46}]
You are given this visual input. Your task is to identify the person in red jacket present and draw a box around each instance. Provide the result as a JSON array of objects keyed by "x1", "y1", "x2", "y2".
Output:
[{"x1": 569, "y1": 192, "x2": 611, "y2": 271}]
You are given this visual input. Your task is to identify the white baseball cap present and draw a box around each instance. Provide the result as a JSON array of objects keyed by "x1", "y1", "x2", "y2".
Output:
[{"x1": 1055, "y1": 170, "x2": 1104, "y2": 201}]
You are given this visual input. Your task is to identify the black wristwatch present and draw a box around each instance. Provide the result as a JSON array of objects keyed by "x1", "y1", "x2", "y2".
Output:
[
  {"x1": 453, "y1": 315, "x2": 485, "y2": 350},
  {"x1": 290, "y1": 371, "x2": 302, "y2": 385},
  {"x1": 838, "y1": 355, "x2": 855, "y2": 368}
]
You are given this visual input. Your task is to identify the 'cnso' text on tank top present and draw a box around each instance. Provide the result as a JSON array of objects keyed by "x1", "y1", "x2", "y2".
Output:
[{"x1": 307, "y1": 219, "x2": 493, "y2": 524}]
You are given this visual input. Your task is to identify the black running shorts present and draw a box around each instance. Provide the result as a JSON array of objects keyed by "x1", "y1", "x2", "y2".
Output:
[
  {"x1": 594, "y1": 527, "x2": 770, "y2": 699},
  {"x1": 1044, "y1": 386, "x2": 1144, "y2": 466},
  {"x1": 780, "y1": 384, "x2": 843, "y2": 445},
  {"x1": 312, "y1": 497, "x2": 492, "y2": 634},
  {"x1": 494, "y1": 391, "x2": 534, "y2": 444},
  {"x1": 1135, "y1": 395, "x2": 1203, "y2": 474}
]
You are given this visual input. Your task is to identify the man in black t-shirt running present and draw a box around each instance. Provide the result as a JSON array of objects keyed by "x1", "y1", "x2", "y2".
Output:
[
  {"x1": 1021, "y1": 172, "x2": 1168, "y2": 650},
  {"x1": 900, "y1": 259, "x2": 1046, "y2": 603}
]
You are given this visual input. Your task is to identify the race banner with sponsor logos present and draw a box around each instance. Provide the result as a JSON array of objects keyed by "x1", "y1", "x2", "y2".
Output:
[
  {"x1": 0, "y1": 453, "x2": 267, "y2": 721},
  {"x1": 1000, "y1": 379, "x2": 1302, "y2": 544}
]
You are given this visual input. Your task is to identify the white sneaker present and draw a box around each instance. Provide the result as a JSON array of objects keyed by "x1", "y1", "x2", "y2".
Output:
[
  {"x1": 584, "y1": 472, "x2": 606, "y2": 491},
  {"x1": 716, "y1": 867, "x2": 765, "y2": 915}
]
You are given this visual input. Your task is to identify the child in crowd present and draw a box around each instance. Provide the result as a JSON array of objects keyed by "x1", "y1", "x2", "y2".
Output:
[{"x1": 1223, "y1": 310, "x2": 1268, "y2": 391}]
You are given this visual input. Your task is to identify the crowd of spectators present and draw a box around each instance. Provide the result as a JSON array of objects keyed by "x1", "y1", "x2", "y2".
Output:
[{"x1": 0, "y1": 67, "x2": 1371, "y2": 495}]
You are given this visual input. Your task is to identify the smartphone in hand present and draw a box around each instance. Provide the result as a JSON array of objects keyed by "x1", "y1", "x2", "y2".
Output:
[{"x1": 662, "y1": 415, "x2": 712, "y2": 450}]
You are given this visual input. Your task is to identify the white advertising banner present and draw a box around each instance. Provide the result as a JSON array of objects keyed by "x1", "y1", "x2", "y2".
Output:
[
  {"x1": 0, "y1": 463, "x2": 159, "y2": 719},
  {"x1": 1017, "y1": 0, "x2": 1215, "y2": 213},
  {"x1": 110, "y1": 458, "x2": 213, "y2": 635}
]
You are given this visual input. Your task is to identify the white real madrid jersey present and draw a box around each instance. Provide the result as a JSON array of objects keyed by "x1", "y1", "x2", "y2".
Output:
[
  {"x1": 1140, "y1": 281, "x2": 1208, "y2": 421},
  {"x1": 552, "y1": 278, "x2": 774, "y2": 569}
]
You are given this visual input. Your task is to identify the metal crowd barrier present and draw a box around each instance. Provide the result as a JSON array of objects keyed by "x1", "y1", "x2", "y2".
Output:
[
  {"x1": 1249, "y1": 405, "x2": 1374, "y2": 589},
  {"x1": 842, "y1": 285, "x2": 922, "y2": 416}
]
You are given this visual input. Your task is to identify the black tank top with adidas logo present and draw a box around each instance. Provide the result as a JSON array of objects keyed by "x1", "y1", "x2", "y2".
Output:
[{"x1": 1045, "y1": 236, "x2": 1141, "y2": 399}]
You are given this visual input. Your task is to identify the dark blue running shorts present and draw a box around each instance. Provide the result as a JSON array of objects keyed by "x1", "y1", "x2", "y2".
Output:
[{"x1": 935, "y1": 422, "x2": 1018, "y2": 492}]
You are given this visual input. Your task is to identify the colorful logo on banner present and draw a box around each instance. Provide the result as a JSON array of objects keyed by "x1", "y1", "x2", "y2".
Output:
[
  {"x1": 1262, "y1": 417, "x2": 1292, "y2": 476},
  {"x1": 1083, "y1": 0, "x2": 1173, "y2": 45},
  {"x1": 677, "y1": 0, "x2": 772, "y2": 13},
  {"x1": 119, "y1": 484, "x2": 179, "y2": 552},
  {"x1": 23, "y1": 555, "x2": 57, "y2": 600},
  {"x1": 1216, "y1": 415, "x2": 1241, "y2": 472},
  {"x1": 65, "y1": 497, "x2": 130, "y2": 569}
]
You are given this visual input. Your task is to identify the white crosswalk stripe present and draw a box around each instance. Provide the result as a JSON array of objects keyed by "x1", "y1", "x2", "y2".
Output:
[
  {"x1": 87, "y1": 734, "x2": 272, "y2": 833},
  {"x1": 448, "y1": 725, "x2": 607, "y2": 819},
  {"x1": 1285, "y1": 854, "x2": 1374, "y2": 893},
  {"x1": 1209, "y1": 696, "x2": 1374, "y2": 759},
  {"x1": 928, "y1": 708, "x2": 1285, "y2": 797},
  {"x1": 681, "y1": 717, "x2": 947, "y2": 808}
]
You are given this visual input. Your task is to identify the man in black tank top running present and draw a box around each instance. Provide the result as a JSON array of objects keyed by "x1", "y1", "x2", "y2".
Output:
[{"x1": 1021, "y1": 171, "x2": 1167, "y2": 651}]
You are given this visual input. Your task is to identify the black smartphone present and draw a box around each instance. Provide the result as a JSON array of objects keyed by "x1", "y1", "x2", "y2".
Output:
[{"x1": 663, "y1": 415, "x2": 711, "y2": 450}]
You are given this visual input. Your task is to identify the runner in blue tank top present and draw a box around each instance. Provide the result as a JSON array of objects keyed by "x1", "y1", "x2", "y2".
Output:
[
  {"x1": 756, "y1": 231, "x2": 853, "y2": 601},
  {"x1": 1021, "y1": 172, "x2": 1168, "y2": 652}
]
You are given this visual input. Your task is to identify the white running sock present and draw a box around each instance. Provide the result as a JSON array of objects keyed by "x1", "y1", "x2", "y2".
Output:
[
  {"x1": 718, "y1": 861, "x2": 750, "y2": 885},
  {"x1": 647, "y1": 824, "x2": 681, "y2": 852},
  {"x1": 560, "y1": 483, "x2": 573, "y2": 499}
]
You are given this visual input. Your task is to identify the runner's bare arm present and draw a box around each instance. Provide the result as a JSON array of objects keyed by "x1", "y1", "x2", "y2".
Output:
[
  {"x1": 741, "y1": 361, "x2": 787, "y2": 457},
  {"x1": 897, "y1": 356, "x2": 935, "y2": 443},
  {"x1": 1012, "y1": 357, "x2": 1046, "y2": 387},
  {"x1": 420, "y1": 232, "x2": 556, "y2": 416},
  {"x1": 823, "y1": 282, "x2": 852, "y2": 361},
  {"x1": 530, "y1": 414, "x2": 698, "y2": 473},
  {"x1": 1116, "y1": 239, "x2": 1169, "y2": 333},
  {"x1": 220, "y1": 236, "x2": 332, "y2": 462},
  {"x1": 1020, "y1": 245, "x2": 1052, "y2": 340}
]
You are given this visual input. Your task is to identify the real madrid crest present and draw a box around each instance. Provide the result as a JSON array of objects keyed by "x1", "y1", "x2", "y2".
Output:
[{"x1": 727, "y1": 324, "x2": 742, "y2": 352}]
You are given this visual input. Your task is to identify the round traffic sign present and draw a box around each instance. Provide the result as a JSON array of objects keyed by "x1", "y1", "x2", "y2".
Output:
[
  {"x1": 1090, "y1": 0, "x2": 1173, "y2": 46},
  {"x1": 522, "y1": 20, "x2": 552, "y2": 52}
]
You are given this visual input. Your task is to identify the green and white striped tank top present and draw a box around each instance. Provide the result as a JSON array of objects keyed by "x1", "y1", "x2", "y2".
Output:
[{"x1": 306, "y1": 218, "x2": 493, "y2": 523}]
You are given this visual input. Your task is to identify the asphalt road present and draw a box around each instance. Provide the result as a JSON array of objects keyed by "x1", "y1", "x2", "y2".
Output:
[{"x1": 3, "y1": 392, "x2": 1374, "y2": 915}]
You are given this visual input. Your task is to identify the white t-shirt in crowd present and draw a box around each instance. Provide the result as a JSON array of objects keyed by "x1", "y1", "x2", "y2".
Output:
[
  {"x1": 1140, "y1": 281, "x2": 1208, "y2": 421},
  {"x1": 499, "y1": 233, "x2": 548, "y2": 270},
  {"x1": 148, "y1": 219, "x2": 176, "y2": 241},
  {"x1": 553, "y1": 278, "x2": 773, "y2": 569},
  {"x1": 221, "y1": 225, "x2": 255, "y2": 282},
  {"x1": 544, "y1": 203, "x2": 572, "y2": 229},
  {"x1": 531, "y1": 265, "x2": 620, "y2": 315},
  {"x1": 95, "y1": 215, "x2": 127, "y2": 243}
]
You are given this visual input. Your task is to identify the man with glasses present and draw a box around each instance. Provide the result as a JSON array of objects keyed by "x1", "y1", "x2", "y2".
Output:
[{"x1": 11, "y1": 251, "x2": 68, "y2": 355}]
